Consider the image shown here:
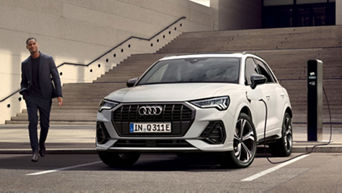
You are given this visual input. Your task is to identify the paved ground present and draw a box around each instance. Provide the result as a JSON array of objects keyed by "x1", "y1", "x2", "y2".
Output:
[
  {"x1": 1, "y1": 123, "x2": 341, "y2": 192},
  {"x1": 0, "y1": 124, "x2": 341, "y2": 153},
  {"x1": 0, "y1": 153, "x2": 341, "y2": 193}
]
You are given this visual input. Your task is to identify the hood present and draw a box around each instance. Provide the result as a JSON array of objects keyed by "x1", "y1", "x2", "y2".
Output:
[{"x1": 105, "y1": 83, "x2": 242, "y2": 102}]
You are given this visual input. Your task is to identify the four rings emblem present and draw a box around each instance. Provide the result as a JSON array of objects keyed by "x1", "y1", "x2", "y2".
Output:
[{"x1": 138, "y1": 106, "x2": 163, "y2": 116}]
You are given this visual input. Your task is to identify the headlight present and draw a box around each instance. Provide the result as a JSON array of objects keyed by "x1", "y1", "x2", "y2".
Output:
[
  {"x1": 190, "y1": 96, "x2": 230, "y2": 111},
  {"x1": 98, "y1": 99, "x2": 119, "y2": 112}
]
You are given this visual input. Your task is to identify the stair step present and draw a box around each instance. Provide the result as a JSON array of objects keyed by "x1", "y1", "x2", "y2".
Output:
[
  {"x1": 17, "y1": 112, "x2": 97, "y2": 117},
  {"x1": 5, "y1": 121, "x2": 96, "y2": 125},
  {"x1": 11, "y1": 116, "x2": 96, "y2": 121},
  {"x1": 22, "y1": 109, "x2": 97, "y2": 113}
]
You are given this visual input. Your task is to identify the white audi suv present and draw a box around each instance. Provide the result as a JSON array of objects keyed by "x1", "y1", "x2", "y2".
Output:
[{"x1": 96, "y1": 53, "x2": 293, "y2": 168}]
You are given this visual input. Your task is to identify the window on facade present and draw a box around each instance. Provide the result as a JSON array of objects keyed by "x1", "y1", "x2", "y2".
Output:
[{"x1": 263, "y1": 0, "x2": 335, "y2": 28}]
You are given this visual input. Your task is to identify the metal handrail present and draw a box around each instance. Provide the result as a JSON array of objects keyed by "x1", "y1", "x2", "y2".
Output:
[
  {"x1": 0, "y1": 16, "x2": 186, "y2": 103},
  {"x1": 0, "y1": 88, "x2": 25, "y2": 103},
  {"x1": 57, "y1": 16, "x2": 186, "y2": 68}
]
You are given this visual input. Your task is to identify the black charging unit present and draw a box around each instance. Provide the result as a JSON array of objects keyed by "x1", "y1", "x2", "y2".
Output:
[{"x1": 307, "y1": 59, "x2": 323, "y2": 141}]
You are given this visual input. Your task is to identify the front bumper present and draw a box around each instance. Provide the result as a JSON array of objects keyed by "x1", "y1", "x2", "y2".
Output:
[{"x1": 96, "y1": 102, "x2": 235, "y2": 152}]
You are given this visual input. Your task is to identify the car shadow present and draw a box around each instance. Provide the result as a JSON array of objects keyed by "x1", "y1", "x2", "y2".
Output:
[
  {"x1": 110, "y1": 153, "x2": 226, "y2": 172},
  {"x1": 0, "y1": 153, "x2": 240, "y2": 172},
  {"x1": 0, "y1": 150, "x2": 280, "y2": 172}
]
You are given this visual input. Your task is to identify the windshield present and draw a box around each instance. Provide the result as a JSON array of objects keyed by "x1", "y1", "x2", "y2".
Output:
[{"x1": 137, "y1": 57, "x2": 241, "y2": 85}]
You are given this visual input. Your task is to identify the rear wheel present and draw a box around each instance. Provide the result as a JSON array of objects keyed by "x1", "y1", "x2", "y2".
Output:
[
  {"x1": 98, "y1": 152, "x2": 140, "y2": 168},
  {"x1": 221, "y1": 113, "x2": 257, "y2": 168},
  {"x1": 270, "y1": 112, "x2": 293, "y2": 157}
]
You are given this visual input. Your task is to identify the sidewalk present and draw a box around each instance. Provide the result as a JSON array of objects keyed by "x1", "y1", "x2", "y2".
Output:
[
  {"x1": 0, "y1": 124, "x2": 341, "y2": 154},
  {"x1": 0, "y1": 124, "x2": 96, "y2": 154}
]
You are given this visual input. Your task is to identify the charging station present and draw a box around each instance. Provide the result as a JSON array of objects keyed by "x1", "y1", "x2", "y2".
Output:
[{"x1": 307, "y1": 59, "x2": 323, "y2": 141}]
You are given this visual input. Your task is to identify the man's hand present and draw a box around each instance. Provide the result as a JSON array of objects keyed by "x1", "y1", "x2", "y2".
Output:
[{"x1": 57, "y1": 97, "x2": 63, "y2": 107}]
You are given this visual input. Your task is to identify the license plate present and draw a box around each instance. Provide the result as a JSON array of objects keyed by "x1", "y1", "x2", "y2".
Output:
[{"x1": 129, "y1": 122, "x2": 171, "y2": 133}]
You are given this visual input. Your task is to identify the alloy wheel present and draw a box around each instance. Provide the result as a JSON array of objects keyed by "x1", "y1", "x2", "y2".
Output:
[
  {"x1": 283, "y1": 115, "x2": 293, "y2": 152},
  {"x1": 233, "y1": 117, "x2": 256, "y2": 164}
]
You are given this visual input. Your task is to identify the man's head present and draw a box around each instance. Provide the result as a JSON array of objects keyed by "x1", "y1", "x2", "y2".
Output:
[{"x1": 26, "y1": 37, "x2": 39, "y2": 55}]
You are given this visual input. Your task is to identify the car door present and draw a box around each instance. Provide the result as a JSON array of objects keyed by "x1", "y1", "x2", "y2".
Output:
[
  {"x1": 253, "y1": 58, "x2": 283, "y2": 133},
  {"x1": 244, "y1": 57, "x2": 268, "y2": 138}
]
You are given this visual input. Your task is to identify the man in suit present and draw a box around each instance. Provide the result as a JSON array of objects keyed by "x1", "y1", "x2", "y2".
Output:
[{"x1": 20, "y1": 37, "x2": 63, "y2": 162}]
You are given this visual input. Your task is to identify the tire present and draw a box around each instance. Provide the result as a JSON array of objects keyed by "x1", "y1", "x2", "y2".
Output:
[
  {"x1": 98, "y1": 151, "x2": 140, "y2": 168},
  {"x1": 221, "y1": 113, "x2": 257, "y2": 168},
  {"x1": 270, "y1": 112, "x2": 293, "y2": 157}
]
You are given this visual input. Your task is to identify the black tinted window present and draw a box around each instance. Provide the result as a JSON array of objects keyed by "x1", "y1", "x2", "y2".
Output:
[
  {"x1": 245, "y1": 58, "x2": 259, "y2": 85},
  {"x1": 138, "y1": 57, "x2": 241, "y2": 85},
  {"x1": 254, "y1": 59, "x2": 276, "y2": 83}
]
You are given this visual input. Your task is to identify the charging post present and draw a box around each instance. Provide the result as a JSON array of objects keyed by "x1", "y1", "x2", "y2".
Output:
[{"x1": 307, "y1": 59, "x2": 323, "y2": 141}]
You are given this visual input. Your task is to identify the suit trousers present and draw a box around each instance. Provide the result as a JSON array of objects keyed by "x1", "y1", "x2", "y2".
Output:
[{"x1": 25, "y1": 96, "x2": 52, "y2": 152}]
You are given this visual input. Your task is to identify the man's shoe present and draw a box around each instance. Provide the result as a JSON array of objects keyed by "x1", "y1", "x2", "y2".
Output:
[
  {"x1": 39, "y1": 147, "x2": 46, "y2": 157},
  {"x1": 31, "y1": 152, "x2": 39, "y2": 162}
]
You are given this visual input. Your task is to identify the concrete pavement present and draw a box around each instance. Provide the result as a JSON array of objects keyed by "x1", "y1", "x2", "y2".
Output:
[{"x1": 0, "y1": 123, "x2": 341, "y2": 154}]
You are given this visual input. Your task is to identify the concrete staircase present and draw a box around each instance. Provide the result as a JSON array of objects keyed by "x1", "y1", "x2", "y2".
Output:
[
  {"x1": 6, "y1": 26, "x2": 342, "y2": 127},
  {"x1": 157, "y1": 26, "x2": 342, "y2": 53}
]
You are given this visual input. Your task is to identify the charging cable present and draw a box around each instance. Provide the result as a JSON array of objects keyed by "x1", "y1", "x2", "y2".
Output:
[{"x1": 261, "y1": 86, "x2": 332, "y2": 164}]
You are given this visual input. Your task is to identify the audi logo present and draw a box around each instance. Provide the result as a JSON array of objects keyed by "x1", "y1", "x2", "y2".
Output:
[{"x1": 138, "y1": 106, "x2": 163, "y2": 116}]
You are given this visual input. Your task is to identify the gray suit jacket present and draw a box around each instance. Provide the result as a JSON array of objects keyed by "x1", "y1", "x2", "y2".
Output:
[{"x1": 20, "y1": 52, "x2": 62, "y2": 99}]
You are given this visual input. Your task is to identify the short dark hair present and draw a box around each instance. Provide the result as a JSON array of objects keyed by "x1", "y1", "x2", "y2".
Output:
[{"x1": 26, "y1": 37, "x2": 37, "y2": 45}]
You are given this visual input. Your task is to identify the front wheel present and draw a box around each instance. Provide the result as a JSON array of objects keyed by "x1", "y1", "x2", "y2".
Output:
[
  {"x1": 269, "y1": 112, "x2": 293, "y2": 157},
  {"x1": 98, "y1": 151, "x2": 140, "y2": 168},
  {"x1": 221, "y1": 113, "x2": 257, "y2": 168}
]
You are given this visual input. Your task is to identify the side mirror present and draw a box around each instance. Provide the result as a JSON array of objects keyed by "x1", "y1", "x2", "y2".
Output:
[
  {"x1": 126, "y1": 77, "x2": 138, "y2": 87},
  {"x1": 250, "y1": 74, "x2": 266, "y2": 89}
]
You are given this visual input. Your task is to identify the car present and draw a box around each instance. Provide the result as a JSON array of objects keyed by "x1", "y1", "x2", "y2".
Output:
[{"x1": 96, "y1": 53, "x2": 293, "y2": 168}]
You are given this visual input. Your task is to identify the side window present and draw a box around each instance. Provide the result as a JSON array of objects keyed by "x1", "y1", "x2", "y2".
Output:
[
  {"x1": 254, "y1": 59, "x2": 276, "y2": 83},
  {"x1": 245, "y1": 58, "x2": 259, "y2": 85}
]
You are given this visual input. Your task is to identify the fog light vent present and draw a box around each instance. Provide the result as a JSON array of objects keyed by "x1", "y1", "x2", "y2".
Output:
[
  {"x1": 97, "y1": 122, "x2": 110, "y2": 144},
  {"x1": 200, "y1": 121, "x2": 226, "y2": 144}
]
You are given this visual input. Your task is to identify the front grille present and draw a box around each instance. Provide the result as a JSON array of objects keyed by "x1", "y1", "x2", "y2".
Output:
[
  {"x1": 114, "y1": 139, "x2": 193, "y2": 147},
  {"x1": 112, "y1": 103, "x2": 195, "y2": 137}
]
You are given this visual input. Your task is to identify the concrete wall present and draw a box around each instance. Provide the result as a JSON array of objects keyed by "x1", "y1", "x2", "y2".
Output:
[
  {"x1": 337, "y1": 0, "x2": 342, "y2": 25},
  {"x1": 0, "y1": 0, "x2": 214, "y2": 124},
  {"x1": 211, "y1": 0, "x2": 262, "y2": 30}
]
